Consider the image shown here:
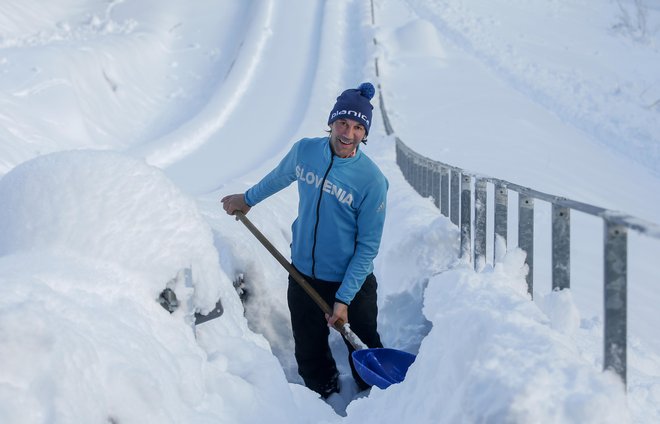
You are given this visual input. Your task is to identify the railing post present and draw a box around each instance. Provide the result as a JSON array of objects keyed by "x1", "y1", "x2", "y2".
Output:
[
  {"x1": 474, "y1": 178, "x2": 488, "y2": 270},
  {"x1": 416, "y1": 157, "x2": 424, "y2": 194},
  {"x1": 423, "y1": 160, "x2": 432, "y2": 198},
  {"x1": 494, "y1": 183, "x2": 508, "y2": 262},
  {"x1": 604, "y1": 222, "x2": 627, "y2": 385},
  {"x1": 409, "y1": 156, "x2": 416, "y2": 189},
  {"x1": 421, "y1": 159, "x2": 428, "y2": 196},
  {"x1": 460, "y1": 175, "x2": 472, "y2": 261},
  {"x1": 419, "y1": 158, "x2": 427, "y2": 197},
  {"x1": 440, "y1": 167, "x2": 449, "y2": 218},
  {"x1": 450, "y1": 169, "x2": 460, "y2": 225},
  {"x1": 431, "y1": 164, "x2": 440, "y2": 208},
  {"x1": 400, "y1": 146, "x2": 409, "y2": 182},
  {"x1": 412, "y1": 157, "x2": 420, "y2": 192},
  {"x1": 552, "y1": 204, "x2": 570, "y2": 290},
  {"x1": 519, "y1": 195, "x2": 534, "y2": 297}
]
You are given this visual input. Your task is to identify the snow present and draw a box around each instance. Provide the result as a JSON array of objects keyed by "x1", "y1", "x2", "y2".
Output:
[{"x1": 1, "y1": 0, "x2": 659, "y2": 423}]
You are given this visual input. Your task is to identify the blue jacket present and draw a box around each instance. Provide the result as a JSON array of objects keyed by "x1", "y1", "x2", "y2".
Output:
[{"x1": 244, "y1": 137, "x2": 388, "y2": 304}]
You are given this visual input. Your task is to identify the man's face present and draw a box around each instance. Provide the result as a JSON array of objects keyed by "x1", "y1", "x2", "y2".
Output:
[{"x1": 329, "y1": 119, "x2": 366, "y2": 158}]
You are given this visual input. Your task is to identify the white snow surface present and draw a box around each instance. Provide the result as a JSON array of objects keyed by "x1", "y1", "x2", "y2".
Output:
[{"x1": 1, "y1": 0, "x2": 659, "y2": 423}]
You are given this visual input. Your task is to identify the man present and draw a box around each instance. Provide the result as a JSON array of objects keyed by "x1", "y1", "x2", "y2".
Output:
[{"x1": 221, "y1": 82, "x2": 388, "y2": 398}]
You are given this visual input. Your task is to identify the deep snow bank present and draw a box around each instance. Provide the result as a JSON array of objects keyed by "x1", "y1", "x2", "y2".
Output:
[
  {"x1": 0, "y1": 150, "x2": 336, "y2": 423},
  {"x1": 347, "y1": 251, "x2": 631, "y2": 423}
]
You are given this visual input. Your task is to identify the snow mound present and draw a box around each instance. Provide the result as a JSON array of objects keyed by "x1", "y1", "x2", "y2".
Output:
[
  {"x1": 0, "y1": 150, "x2": 228, "y2": 312},
  {"x1": 348, "y1": 249, "x2": 630, "y2": 423},
  {"x1": 388, "y1": 19, "x2": 447, "y2": 59}
]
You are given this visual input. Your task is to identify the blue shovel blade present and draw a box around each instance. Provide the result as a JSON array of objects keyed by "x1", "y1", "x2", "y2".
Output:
[{"x1": 352, "y1": 348, "x2": 416, "y2": 389}]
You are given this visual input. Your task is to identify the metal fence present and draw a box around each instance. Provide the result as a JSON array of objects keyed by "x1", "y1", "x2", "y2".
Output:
[{"x1": 376, "y1": 82, "x2": 660, "y2": 388}]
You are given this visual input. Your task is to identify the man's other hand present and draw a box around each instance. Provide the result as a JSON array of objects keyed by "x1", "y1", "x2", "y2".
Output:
[{"x1": 326, "y1": 302, "x2": 348, "y2": 328}]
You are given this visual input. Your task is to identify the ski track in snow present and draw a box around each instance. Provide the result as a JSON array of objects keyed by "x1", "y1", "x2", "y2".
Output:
[
  {"x1": 132, "y1": 0, "x2": 275, "y2": 168},
  {"x1": 154, "y1": 0, "x2": 338, "y2": 194}
]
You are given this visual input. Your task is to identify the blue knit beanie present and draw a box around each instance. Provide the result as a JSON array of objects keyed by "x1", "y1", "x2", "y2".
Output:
[{"x1": 327, "y1": 82, "x2": 375, "y2": 135}]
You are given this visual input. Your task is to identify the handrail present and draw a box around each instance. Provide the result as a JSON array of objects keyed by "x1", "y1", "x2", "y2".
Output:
[{"x1": 373, "y1": 59, "x2": 660, "y2": 390}]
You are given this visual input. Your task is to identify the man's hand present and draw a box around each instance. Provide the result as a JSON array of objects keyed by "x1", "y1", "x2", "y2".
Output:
[
  {"x1": 326, "y1": 302, "x2": 348, "y2": 328},
  {"x1": 221, "y1": 193, "x2": 251, "y2": 216}
]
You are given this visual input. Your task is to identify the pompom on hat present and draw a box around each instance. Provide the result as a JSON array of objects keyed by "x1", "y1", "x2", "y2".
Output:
[{"x1": 327, "y1": 82, "x2": 375, "y2": 135}]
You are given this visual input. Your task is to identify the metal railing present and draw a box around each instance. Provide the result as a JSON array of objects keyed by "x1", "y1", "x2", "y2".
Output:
[{"x1": 376, "y1": 79, "x2": 660, "y2": 388}]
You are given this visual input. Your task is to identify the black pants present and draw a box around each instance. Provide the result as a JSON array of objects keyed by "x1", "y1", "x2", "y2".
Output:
[{"x1": 287, "y1": 270, "x2": 383, "y2": 396}]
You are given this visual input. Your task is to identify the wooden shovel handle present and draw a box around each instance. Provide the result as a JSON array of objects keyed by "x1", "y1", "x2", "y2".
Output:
[{"x1": 234, "y1": 211, "x2": 365, "y2": 349}]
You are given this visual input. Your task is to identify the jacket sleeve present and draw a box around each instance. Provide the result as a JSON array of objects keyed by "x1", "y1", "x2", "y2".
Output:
[
  {"x1": 335, "y1": 176, "x2": 388, "y2": 304},
  {"x1": 244, "y1": 142, "x2": 300, "y2": 206}
]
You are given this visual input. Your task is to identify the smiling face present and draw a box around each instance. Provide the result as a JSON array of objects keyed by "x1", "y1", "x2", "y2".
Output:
[{"x1": 329, "y1": 118, "x2": 366, "y2": 158}]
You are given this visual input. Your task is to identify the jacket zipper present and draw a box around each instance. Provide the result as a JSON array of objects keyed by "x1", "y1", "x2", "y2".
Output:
[{"x1": 311, "y1": 153, "x2": 335, "y2": 278}]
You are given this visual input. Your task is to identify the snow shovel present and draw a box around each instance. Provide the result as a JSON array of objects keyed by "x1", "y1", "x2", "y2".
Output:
[{"x1": 233, "y1": 211, "x2": 416, "y2": 389}]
